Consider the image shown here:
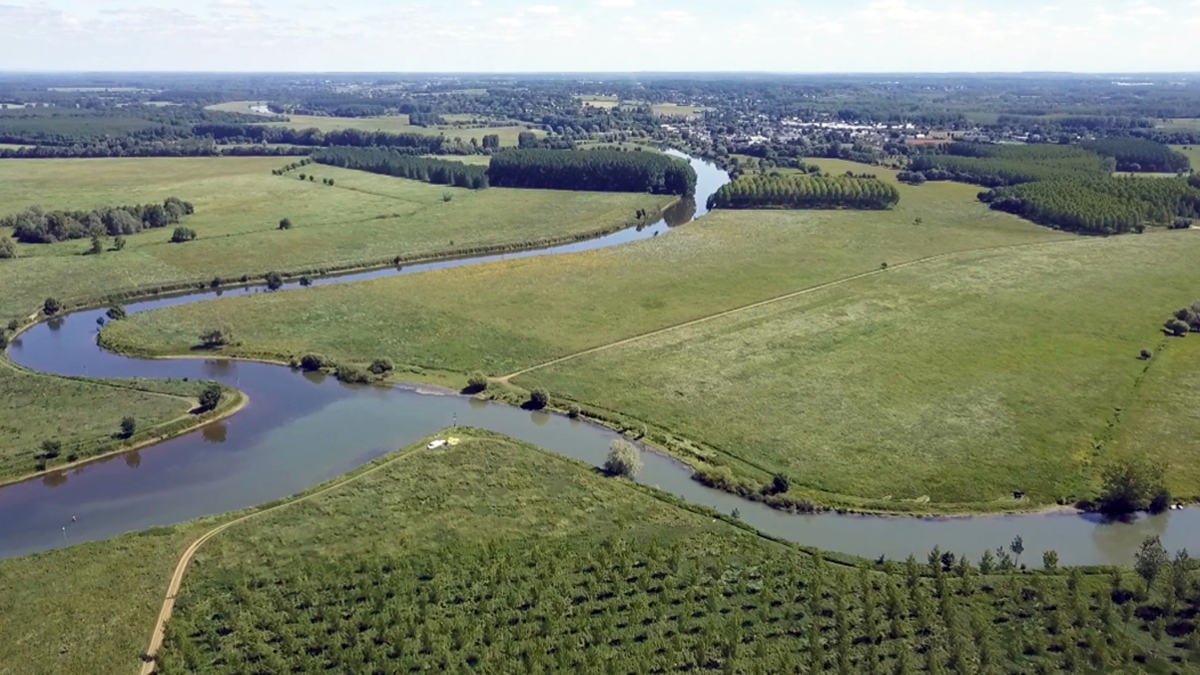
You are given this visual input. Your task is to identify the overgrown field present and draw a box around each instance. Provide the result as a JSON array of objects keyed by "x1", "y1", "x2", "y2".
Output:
[
  {"x1": 0, "y1": 360, "x2": 226, "y2": 482},
  {"x1": 0, "y1": 523, "x2": 209, "y2": 675},
  {"x1": 149, "y1": 434, "x2": 1200, "y2": 674},
  {"x1": 0, "y1": 157, "x2": 672, "y2": 318}
]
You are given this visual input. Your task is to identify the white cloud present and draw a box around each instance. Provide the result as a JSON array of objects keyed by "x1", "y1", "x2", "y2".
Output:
[
  {"x1": 660, "y1": 10, "x2": 692, "y2": 23},
  {"x1": 596, "y1": 0, "x2": 635, "y2": 6},
  {"x1": 527, "y1": 4, "x2": 559, "y2": 14},
  {"x1": 1130, "y1": 5, "x2": 1166, "y2": 16}
]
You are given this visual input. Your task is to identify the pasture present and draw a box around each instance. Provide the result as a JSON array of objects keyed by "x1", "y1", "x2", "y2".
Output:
[
  {"x1": 0, "y1": 360, "x2": 217, "y2": 482},
  {"x1": 0, "y1": 157, "x2": 672, "y2": 319},
  {"x1": 269, "y1": 114, "x2": 543, "y2": 147},
  {"x1": 1174, "y1": 145, "x2": 1200, "y2": 171}
]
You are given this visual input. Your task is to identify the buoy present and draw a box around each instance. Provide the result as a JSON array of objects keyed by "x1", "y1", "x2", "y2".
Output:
[{"x1": 71, "y1": 516, "x2": 77, "y2": 522}]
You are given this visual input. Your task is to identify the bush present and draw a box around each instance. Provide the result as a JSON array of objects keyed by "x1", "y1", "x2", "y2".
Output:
[
  {"x1": 369, "y1": 358, "x2": 395, "y2": 376},
  {"x1": 170, "y1": 227, "x2": 197, "y2": 243},
  {"x1": 6, "y1": 319, "x2": 17, "y2": 332},
  {"x1": 264, "y1": 271, "x2": 284, "y2": 291},
  {"x1": 120, "y1": 416, "x2": 136, "y2": 439},
  {"x1": 1165, "y1": 318, "x2": 1190, "y2": 337},
  {"x1": 198, "y1": 384, "x2": 223, "y2": 411},
  {"x1": 41, "y1": 439, "x2": 62, "y2": 459},
  {"x1": 604, "y1": 439, "x2": 642, "y2": 478},
  {"x1": 568, "y1": 404, "x2": 581, "y2": 419},
  {"x1": 466, "y1": 371, "x2": 488, "y2": 393},
  {"x1": 529, "y1": 388, "x2": 549, "y2": 409},
  {"x1": 199, "y1": 324, "x2": 234, "y2": 348},
  {"x1": 0, "y1": 237, "x2": 16, "y2": 259},
  {"x1": 279, "y1": 218, "x2": 292, "y2": 230},
  {"x1": 0, "y1": 332, "x2": 7, "y2": 350},
  {"x1": 1098, "y1": 458, "x2": 1168, "y2": 516},
  {"x1": 300, "y1": 353, "x2": 327, "y2": 371},
  {"x1": 299, "y1": 276, "x2": 312, "y2": 287},
  {"x1": 43, "y1": 297, "x2": 62, "y2": 315},
  {"x1": 106, "y1": 305, "x2": 127, "y2": 321},
  {"x1": 336, "y1": 364, "x2": 373, "y2": 384},
  {"x1": 1140, "y1": 349, "x2": 1153, "y2": 360},
  {"x1": 113, "y1": 236, "x2": 126, "y2": 251}
]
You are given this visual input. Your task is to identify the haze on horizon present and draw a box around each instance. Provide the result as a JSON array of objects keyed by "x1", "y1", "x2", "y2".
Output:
[{"x1": 0, "y1": 0, "x2": 1196, "y2": 74}]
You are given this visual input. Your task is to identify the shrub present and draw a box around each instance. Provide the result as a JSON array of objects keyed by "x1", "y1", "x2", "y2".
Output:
[
  {"x1": 0, "y1": 332, "x2": 7, "y2": 350},
  {"x1": 466, "y1": 371, "x2": 488, "y2": 393},
  {"x1": 1140, "y1": 349, "x2": 1153, "y2": 360},
  {"x1": 6, "y1": 319, "x2": 17, "y2": 332},
  {"x1": 43, "y1": 297, "x2": 62, "y2": 315},
  {"x1": 369, "y1": 358, "x2": 395, "y2": 376},
  {"x1": 529, "y1": 388, "x2": 549, "y2": 409},
  {"x1": 170, "y1": 227, "x2": 197, "y2": 243},
  {"x1": 1098, "y1": 458, "x2": 1168, "y2": 516},
  {"x1": 113, "y1": 236, "x2": 126, "y2": 251},
  {"x1": 88, "y1": 235, "x2": 103, "y2": 255},
  {"x1": 336, "y1": 364, "x2": 373, "y2": 384},
  {"x1": 264, "y1": 271, "x2": 284, "y2": 291},
  {"x1": 41, "y1": 439, "x2": 62, "y2": 459},
  {"x1": 299, "y1": 276, "x2": 312, "y2": 287},
  {"x1": 767, "y1": 473, "x2": 791, "y2": 495},
  {"x1": 604, "y1": 439, "x2": 643, "y2": 478},
  {"x1": 120, "y1": 416, "x2": 136, "y2": 439},
  {"x1": 0, "y1": 237, "x2": 15, "y2": 259},
  {"x1": 279, "y1": 218, "x2": 292, "y2": 230},
  {"x1": 299, "y1": 353, "x2": 327, "y2": 371},
  {"x1": 298, "y1": 173, "x2": 306, "y2": 180},
  {"x1": 210, "y1": 277, "x2": 222, "y2": 289},
  {"x1": 1165, "y1": 318, "x2": 1189, "y2": 337},
  {"x1": 199, "y1": 324, "x2": 234, "y2": 348},
  {"x1": 198, "y1": 384, "x2": 223, "y2": 411},
  {"x1": 568, "y1": 404, "x2": 581, "y2": 419},
  {"x1": 443, "y1": 193, "x2": 454, "y2": 202},
  {"x1": 106, "y1": 305, "x2": 127, "y2": 321}
]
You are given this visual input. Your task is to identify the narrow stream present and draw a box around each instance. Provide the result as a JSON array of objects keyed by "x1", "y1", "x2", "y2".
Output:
[{"x1": 2, "y1": 152, "x2": 1196, "y2": 566}]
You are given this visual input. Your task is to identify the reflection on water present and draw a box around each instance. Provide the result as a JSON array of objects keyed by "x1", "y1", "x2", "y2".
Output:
[
  {"x1": 468, "y1": 397, "x2": 490, "y2": 410},
  {"x1": 42, "y1": 471, "x2": 67, "y2": 488},
  {"x1": 664, "y1": 198, "x2": 697, "y2": 227},
  {"x1": 201, "y1": 422, "x2": 228, "y2": 444},
  {"x1": 203, "y1": 359, "x2": 236, "y2": 377},
  {"x1": 302, "y1": 370, "x2": 327, "y2": 385},
  {"x1": 530, "y1": 411, "x2": 551, "y2": 427},
  {"x1": 124, "y1": 450, "x2": 142, "y2": 468},
  {"x1": 47, "y1": 317, "x2": 63, "y2": 331}
]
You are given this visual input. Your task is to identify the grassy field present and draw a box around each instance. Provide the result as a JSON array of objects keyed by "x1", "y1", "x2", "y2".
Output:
[
  {"x1": 203, "y1": 101, "x2": 275, "y2": 116},
  {"x1": 423, "y1": 153, "x2": 492, "y2": 166},
  {"x1": 651, "y1": 103, "x2": 707, "y2": 117},
  {"x1": 0, "y1": 359, "x2": 236, "y2": 482},
  {"x1": 578, "y1": 94, "x2": 619, "y2": 109},
  {"x1": 7, "y1": 431, "x2": 1190, "y2": 675},
  {"x1": 0, "y1": 523, "x2": 210, "y2": 675},
  {"x1": 1173, "y1": 145, "x2": 1200, "y2": 171},
  {"x1": 0, "y1": 157, "x2": 672, "y2": 319},
  {"x1": 105, "y1": 164, "x2": 1149, "y2": 511},
  {"x1": 269, "y1": 114, "x2": 543, "y2": 147}
]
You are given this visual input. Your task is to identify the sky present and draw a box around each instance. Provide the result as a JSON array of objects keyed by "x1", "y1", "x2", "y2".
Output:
[{"x1": 0, "y1": 0, "x2": 1197, "y2": 73}]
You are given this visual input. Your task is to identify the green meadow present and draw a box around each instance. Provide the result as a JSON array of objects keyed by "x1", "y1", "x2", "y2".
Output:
[{"x1": 0, "y1": 157, "x2": 672, "y2": 319}]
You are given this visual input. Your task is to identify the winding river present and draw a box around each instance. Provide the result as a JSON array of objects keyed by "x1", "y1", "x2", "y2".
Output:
[{"x1": 2, "y1": 152, "x2": 1197, "y2": 566}]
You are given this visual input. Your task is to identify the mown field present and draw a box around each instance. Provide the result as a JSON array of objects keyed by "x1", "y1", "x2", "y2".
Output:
[
  {"x1": 1174, "y1": 145, "x2": 1200, "y2": 172},
  {"x1": 6, "y1": 432, "x2": 1193, "y2": 675},
  {"x1": 0, "y1": 157, "x2": 672, "y2": 319},
  {"x1": 0, "y1": 360, "x2": 227, "y2": 482}
]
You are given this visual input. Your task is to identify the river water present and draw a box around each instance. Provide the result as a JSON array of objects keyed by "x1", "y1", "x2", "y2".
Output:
[{"x1": 2, "y1": 152, "x2": 1196, "y2": 566}]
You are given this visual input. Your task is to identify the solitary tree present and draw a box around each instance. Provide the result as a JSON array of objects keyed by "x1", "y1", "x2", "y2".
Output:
[
  {"x1": 199, "y1": 324, "x2": 234, "y2": 348},
  {"x1": 198, "y1": 384, "x2": 224, "y2": 411},
  {"x1": 43, "y1": 297, "x2": 62, "y2": 315},
  {"x1": 88, "y1": 235, "x2": 103, "y2": 255},
  {"x1": 41, "y1": 439, "x2": 62, "y2": 459},
  {"x1": 106, "y1": 305, "x2": 127, "y2": 321},
  {"x1": 120, "y1": 416, "x2": 137, "y2": 439},
  {"x1": 604, "y1": 439, "x2": 643, "y2": 479},
  {"x1": 113, "y1": 236, "x2": 126, "y2": 251},
  {"x1": 278, "y1": 218, "x2": 292, "y2": 230},
  {"x1": 170, "y1": 227, "x2": 196, "y2": 243},
  {"x1": 1042, "y1": 550, "x2": 1059, "y2": 572},
  {"x1": 1098, "y1": 458, "x2": 1169, "y2": 515},
  {"x1": 466, "y1": 371, "x2": 488, "y2": 393},
  {"x1": 1135, "y1": 536, "x2": 1169, "y2": 594},
  {"x1": 264, "y1": 271, "x2": 284, "y2": 291},
  {"x1": 0, "y1": 236, "x2": 15, "y2": 259},
  {"x1": 529, "y1": 388, "x2": 549, "y2": 409},
  {"x1": 1009, "y1": 536, "x2": 1025, "y2": 567}
]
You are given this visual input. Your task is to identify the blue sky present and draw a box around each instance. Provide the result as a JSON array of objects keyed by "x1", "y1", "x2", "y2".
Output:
[{"x1": 1, "y1": 0, "x2": 1196, "y2": 72}]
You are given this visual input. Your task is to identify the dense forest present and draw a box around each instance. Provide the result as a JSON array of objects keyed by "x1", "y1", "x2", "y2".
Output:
[
  {"x1": 193, "y1": 124, "x2": 448, "y2": 153},
  {"x1": 708, "y1": 174, "x2": 900, "y2": 211},
  {"x1": 487, "y1": 149, "x2": 697, "y2": 196},
  {"x1": 2, "y1": 198, "x2": 195, "y2": 243},
  {"x1": 157, "y1": 534, "x2": 1200, "y2": 675},
  {"x1": 908, "y1": 144, "x2": 1107, "y2": 187},
  {"x1": 311, "y1": 148, "x2": 488, "y2": 189},
  {"x1": 981, "y1": 176, "x2": 1200, "y2": 235},
  {"x1": 1081, "y1": 138, "x2": 1192, "y2": 173}
]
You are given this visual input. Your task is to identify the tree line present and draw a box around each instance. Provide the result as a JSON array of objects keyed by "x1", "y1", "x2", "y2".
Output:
[
  {"x1": 707, "y1": 173, "x2": 900, "y2": 211},
  {"x1": 1081, "y1": 137, "x2": 1191, "y2": 173},
  {"x1": 908, "y1": 143, "x2": 1106, "y2": 187},
  {"x1": 980, "y1": 175, "x2": 1200, "y2": 235},
  {"x1": 487, "y1": 149, "x2": 697, "y2": 196},
  {"x1": 192, "y1": 124, "x2": 448, "y2": 153},
  {"x1": 311, "y1": 148, "x2": 489, "y2": 189},
  {"x1": 2, "y1": 197, "x2": 195, "y2": 244}
]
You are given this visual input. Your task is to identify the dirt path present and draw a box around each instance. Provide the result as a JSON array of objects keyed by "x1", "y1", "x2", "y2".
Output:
[
  {"x1": 497, "y1": 237, "x2": 1075, "y2": 383},
  {"x1": 137, "y1": 444, "x2": 427, "y2": 675}
]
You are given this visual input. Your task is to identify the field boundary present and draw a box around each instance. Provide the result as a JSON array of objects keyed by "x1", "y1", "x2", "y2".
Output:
[
  {"x1": 498, "y1": 236, "x2": 1082, "y2": 382},
  {"x1": 136, "y1": 443, "x2": 428, "y2": 675}
]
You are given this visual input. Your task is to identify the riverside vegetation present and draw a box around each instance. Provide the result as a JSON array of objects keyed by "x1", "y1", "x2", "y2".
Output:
[{"x1": 7, "y1": 433, "x2": 1196, "y2": 675}]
